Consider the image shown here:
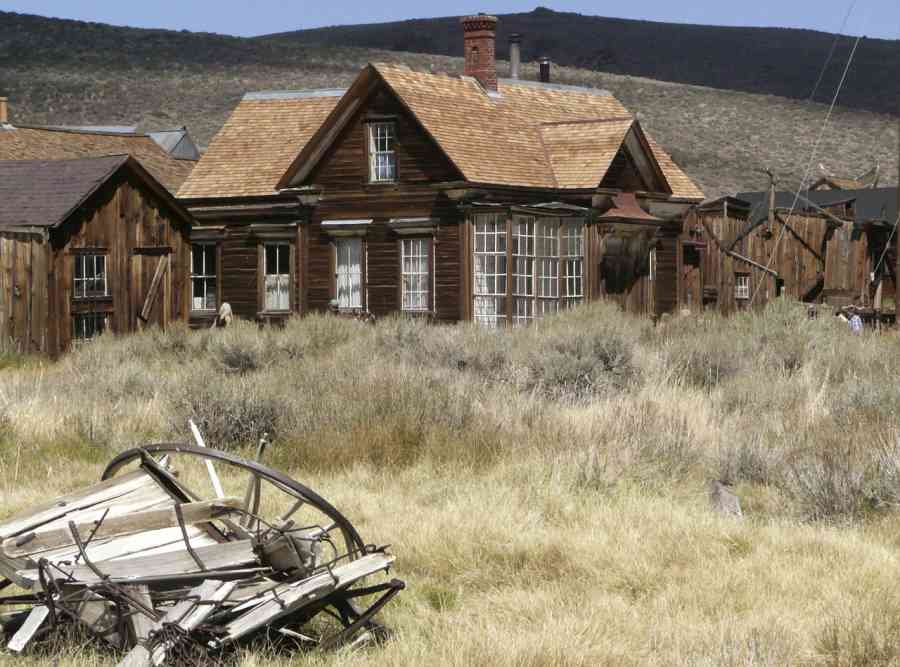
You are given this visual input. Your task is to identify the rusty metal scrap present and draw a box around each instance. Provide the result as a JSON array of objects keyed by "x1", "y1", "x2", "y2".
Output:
[{"x1": 0, "y1": 440, "x2": 403, "y2": 665}]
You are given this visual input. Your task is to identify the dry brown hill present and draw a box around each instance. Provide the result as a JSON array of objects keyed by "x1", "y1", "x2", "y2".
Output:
[{"x1": 1, "y1": 10, "x2": 897, "y2": 197}]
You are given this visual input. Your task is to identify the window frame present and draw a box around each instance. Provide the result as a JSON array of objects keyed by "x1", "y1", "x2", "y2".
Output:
[
  {"x1": 399, "y1": 237, "x2": 433, "y2": 313},
  {"x1": 334, "y1": 237, "x2": 365, "y2": 311},
  {"x1": 71, "y1": 311, "x2": 107, "y2": 344},
  {"x1": 472, "y1": 213, "x2": 508, "y2": 328},
  {"x1": 366, "y1": 121, "x2": 397, "y2": 184},
  {"x1": 475, "y1": 213, "x2": 585, "y2": 328},
  {"x1": 735, "y1": 273, "x2": 751, "y2": 301},
  {"x1": 73, "y1": 252, "x2": 109, "y2": 300},
  {"x1": 261, "y1": 242, "x2": 292, "y2": 313},
  {"x1": 190, "y1": 242, "x2": 219, "y2": 313}
]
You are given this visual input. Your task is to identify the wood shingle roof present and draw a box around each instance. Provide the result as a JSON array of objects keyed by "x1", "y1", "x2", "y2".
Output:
[
  {"x1": 0, "y1": 156, "x2": 193, "y2": 230},
  {"x1": 177, "y1": 91, "x2": 343, "y2": 200},
  {"x1": 0, "y1": 125, "x2": 195, "y2": 194},
  {"x1": 179, "y1": 63, "x2": 704, "y2": 200}
]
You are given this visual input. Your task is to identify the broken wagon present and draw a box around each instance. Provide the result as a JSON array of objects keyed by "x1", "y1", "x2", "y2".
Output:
[{"x1": 0, "y1": 443, "x2": 403, "y2": 665}]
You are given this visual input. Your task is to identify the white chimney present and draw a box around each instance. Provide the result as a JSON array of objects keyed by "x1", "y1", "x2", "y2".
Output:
[{"x1": 509, "y1": 33, "x2": 522, "y2": 80}]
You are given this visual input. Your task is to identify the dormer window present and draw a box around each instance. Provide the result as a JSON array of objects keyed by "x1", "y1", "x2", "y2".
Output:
[{"x1": 367, "y1": 122, "x2": 396, "y2": 183}]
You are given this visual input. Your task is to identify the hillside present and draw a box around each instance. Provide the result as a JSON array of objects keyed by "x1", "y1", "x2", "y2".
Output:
[
  {"x1": 263, "y1": 7, "x2": 900, "y2": 117},
  {"x1": 0, "y1": 10, "x2": 897, "y2": 197}
]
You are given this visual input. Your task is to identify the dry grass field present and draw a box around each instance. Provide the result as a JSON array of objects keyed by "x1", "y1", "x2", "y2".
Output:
[{"x1": 1, "y1": 301, "x2": 900, "y2": 665}]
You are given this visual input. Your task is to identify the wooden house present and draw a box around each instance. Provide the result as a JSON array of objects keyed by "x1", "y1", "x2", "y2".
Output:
[
  {"x1": 177, "y1": 15, "x2": 703, "y2": 327},
  {"x1": 676, "y1": 188, "x2": 897, "y2": 314},
  {"x1": 0, "y1": 156, "x2": 193, "y2": 354}
]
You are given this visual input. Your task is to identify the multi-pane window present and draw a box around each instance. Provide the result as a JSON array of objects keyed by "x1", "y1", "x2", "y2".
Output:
[
  {"x1": 264, "y1": 243, "x2": 290, "y2": 311},
  {"x1": 401, "y1": 238, "x2": 430, "y2": 312},
  {"x1": 336, "y1": 238, "x2": 363, "y2": 309},
  {"x1": 72, "y1": 312, "x2": 106, "y2": 343},
  {"x1": 512, "y1": 217, "x2": 560, "y2": 325},
  {"x1": 561, "y1": 223, "x2": 584, "y2": 307},
  {"x1": 191, "y1": 244, "x2": 217, "y2": 311},
  {"x1": 367, "y1": 122, "x2": 396, "y2": 183},
  {"x1": 473, "y1": 213, "x2": 585, "y2": 328},
  {"x1": 512, "y1": 218, "x2": 535, "y2": 324},
  {"x1": 535, "y1": 220, "x2": 559, "y2": 319},
  {"x1": 473, "y1": 214, "x2": 507, "y2": 328},
  {"x1": 735, "y1": 273, "x2": 751, "y2": 300},
  {"x1": 73, "y1": 254, "x2": 107, "y2": 299}
]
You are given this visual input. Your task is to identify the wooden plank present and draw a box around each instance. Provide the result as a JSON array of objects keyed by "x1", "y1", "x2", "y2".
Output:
[
  {"x1": 74, "y1": 589, "x2": 122, "y2": 647},
  {"x1": 115, "y1": 580, "x2": 236, "y2": 667},
  {"x1": 4, "y1": 482, "x2": 175, "y2": 561},
  {"x1": 6, "y1": 604, "x2": 49, "y2": 653},
  {"x1": 139, "y1": 255, "x2": 168, "y2": 325},
  {"x1": 0, "y1": 470, "x2": 156, "y2": 540},
  {"x1": 124, "y1": 585, "x2": 157, "y2": 644},
  {"x1": 33, "y1": 524, "x2": 215, "y2": 570},
  {"x1": 20, "y1": 539, "x2": 258, "y2": 584},
  {"x1": 221, "y1": 553, "x2": 394, "y2": 643},
  {"x1": 4, "y1": 498, "x2": 240, "y2": 558}
]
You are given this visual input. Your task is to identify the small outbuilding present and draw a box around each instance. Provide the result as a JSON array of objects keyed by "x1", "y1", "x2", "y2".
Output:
[{"x1": 0, "y1": 155, "x2": 193, "y2": 355}]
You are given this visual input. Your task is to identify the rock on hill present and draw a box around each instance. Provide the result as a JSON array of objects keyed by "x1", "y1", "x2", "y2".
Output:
[{"x1": 0, "y1": 10, "x2": 897, "y2": 197}]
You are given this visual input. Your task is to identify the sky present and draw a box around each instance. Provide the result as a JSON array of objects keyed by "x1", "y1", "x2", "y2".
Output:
[{"x1": 3, "y1": 0, "x2": 899, "y2": 40}]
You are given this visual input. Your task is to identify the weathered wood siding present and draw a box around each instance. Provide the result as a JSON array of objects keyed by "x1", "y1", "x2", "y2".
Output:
[
  {"x1": 0, "y1": 232, "x2": 50, "y2": 353},
  {"x1": 46, "y1": 171, "x2": 191, "y2": 354},
  {"x1": 686, "y1": 207, "x2": 881, "y2": 313},
  {"x1": 301, "y1": 82, "x2": 464, "y2": 321}
]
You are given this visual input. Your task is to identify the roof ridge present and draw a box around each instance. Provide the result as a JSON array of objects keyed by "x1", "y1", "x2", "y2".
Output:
[
  {"x1": 540, "y1": 116, "x2": 633, "y2": 128},
  {"x1": 499, "y1": 78, "x2": 613, "y2": 97},
  {"x1": 11, "y1": 124, "x2": 147, "y2": 138},
  {"x1": 0, "y1": 154, "x2": 131, "y2": 165},
  {"x1": 243, "y1": 88, "x2": 347, "y2": 101}
]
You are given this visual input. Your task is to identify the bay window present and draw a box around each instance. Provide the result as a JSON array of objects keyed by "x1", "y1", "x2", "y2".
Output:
[
  {"x1": 472, "y1": 212, "x2": 585, "y2": 327},
  {"x1": 473, "y1": 214, "x2": 507, "y2": 328}
]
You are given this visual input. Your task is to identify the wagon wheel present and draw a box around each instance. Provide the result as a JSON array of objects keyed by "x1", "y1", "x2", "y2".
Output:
[
  {"x1": 101, "y1": 444, "x2": 389, "y2": 649},
  {"x1": 102, "y1": 444, "x2": 368, "y2": 576}
]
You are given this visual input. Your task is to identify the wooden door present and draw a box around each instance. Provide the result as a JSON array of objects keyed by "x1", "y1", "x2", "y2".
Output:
[
  {"x1": 681, "y1": 245, "x2": 703, "y2": 311},
  {"x1": 132, "y1": 249, "x2": 171, "y2": 331}
]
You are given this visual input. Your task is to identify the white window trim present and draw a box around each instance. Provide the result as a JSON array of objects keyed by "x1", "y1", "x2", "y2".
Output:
[
  {"x1": 472, "y1": 213, "x2": 508, "y2": 328},
  {"x1": 735, "y1": 273, "x2": 751, "y2": 300},
  {"x1": 335, "y1": 237, "x2": 364, "y2": 310},
  {"x1": 367, "y1": 122, "x2": 397, "y2": 183},
  {"x1": 474, "y1": 213, "x2": 585, "y2": 328},
  {"x1": 263, "y1": 243, "x2": 291, "y2": 312},
  {"x1": 401, "y1": 238, "x2": 431, "y2": 312},
  {"x1": 191, "y1": 243, "x2": 217, "y2": 312},
  {"x1": 73, "y1": 254, "x2": 109, "y2": 300}
]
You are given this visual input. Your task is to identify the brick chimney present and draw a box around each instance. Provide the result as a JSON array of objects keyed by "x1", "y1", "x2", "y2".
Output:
[
  {"x1": 0, "y1": 98, "x2": 8, "y2": 124},
  {"x1": 461, "y1": 14, "x2": 498, "y2": 92}
]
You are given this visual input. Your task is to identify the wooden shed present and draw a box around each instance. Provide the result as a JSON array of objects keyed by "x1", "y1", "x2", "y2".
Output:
[
  {"x1": 677, "y1": 189, "x2": 897, "y2": 314},
  {"x1": 0, "y1": 156, "x2": 193, "y2": 355}
]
